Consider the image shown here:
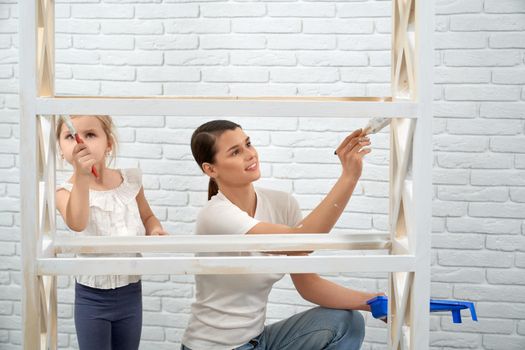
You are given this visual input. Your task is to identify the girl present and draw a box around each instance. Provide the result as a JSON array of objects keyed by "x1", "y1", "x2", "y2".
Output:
[
  {"x1": 55, "y1": 115, "x2": 167, "y2": 350},
  {"x1": 182, "y1": 120, "x2": 383, "y2": 350}
]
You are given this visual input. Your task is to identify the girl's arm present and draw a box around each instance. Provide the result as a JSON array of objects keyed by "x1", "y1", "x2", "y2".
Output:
[
  {"x1": 248, "y1": 129, "x2": 370, "y2": 235},
  {"x1": 56, "y1": 174, "x2": 90, "y2": 232},
  {"x1": 291, "y1": 273, "x2": 382, "y2": 311},
  {"x1": 56, "y1": 144, "x2": 95, "y2": 232},
  {"x1": 136, "y1": 187, "x2": 168, "y2": 235}
]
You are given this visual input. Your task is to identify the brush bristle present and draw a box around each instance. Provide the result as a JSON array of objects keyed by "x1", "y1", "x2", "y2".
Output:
[{"x1": 62, "y1": 116, "x2": 76, "y2": 134}]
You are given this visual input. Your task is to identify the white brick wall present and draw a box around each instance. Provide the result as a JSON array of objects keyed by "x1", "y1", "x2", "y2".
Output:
[{"x1": 1, "y1": 0, "x2": 525, "y2": 349}]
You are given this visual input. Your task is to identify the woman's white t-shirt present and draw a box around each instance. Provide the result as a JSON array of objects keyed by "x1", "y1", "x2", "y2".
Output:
[{"x1": 182, "y1": 187, "x2": 303, "y2": 350}]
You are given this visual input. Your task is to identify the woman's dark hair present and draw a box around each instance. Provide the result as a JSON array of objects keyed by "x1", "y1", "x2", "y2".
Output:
[{"x1": 191, "y1": 120, "x2": 241, "y2": 200}]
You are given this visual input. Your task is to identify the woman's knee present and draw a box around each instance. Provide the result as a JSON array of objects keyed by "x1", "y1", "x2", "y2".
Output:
[
  {"x1": 317, "y1": 307, "x2": 365, "y2": 344},
  {"x1": 346, "y1": 310, "x2": 365, "y2": 340},
  {"x1": 334, "y1": 309, "x2": 364, "y2": 332}
]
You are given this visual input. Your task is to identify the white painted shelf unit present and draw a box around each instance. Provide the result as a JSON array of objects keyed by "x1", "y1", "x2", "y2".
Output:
[{"x1": 19, "y1": 1, "x2": 433, "y2": 349}]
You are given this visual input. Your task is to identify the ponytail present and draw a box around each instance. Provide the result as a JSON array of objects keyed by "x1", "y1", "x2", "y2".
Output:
[{"x1": 208, "y1": 178, "x2": 219, "y2": 200}]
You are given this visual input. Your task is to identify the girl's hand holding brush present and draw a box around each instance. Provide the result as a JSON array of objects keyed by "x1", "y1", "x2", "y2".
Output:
[
  {"x1": 72, "y1": 143, "x2": 98, "y2": 178},
  {"x1": 62, "y1": 116, "x2": 99, "y2": 178}
]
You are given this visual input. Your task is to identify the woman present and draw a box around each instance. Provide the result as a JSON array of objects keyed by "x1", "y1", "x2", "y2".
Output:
[{"x1": 182, "y1": 120, "x2": 382, "y2": 350}]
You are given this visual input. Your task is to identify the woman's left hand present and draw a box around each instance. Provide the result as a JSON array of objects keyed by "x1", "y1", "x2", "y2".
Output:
[{"x1": 369, "y1": 292, "x2": 388, "y2": 323}]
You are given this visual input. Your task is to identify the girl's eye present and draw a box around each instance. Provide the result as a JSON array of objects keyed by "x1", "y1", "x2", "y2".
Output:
[
  {"x1": 85, "y1": 133, "x2": 96, "y2": 138},
  {"x1": 246, "y1": 142, "x2": 252, "y2": 148},
  {"x1": 232, "y1": 149, "x2": 240, "y2": 156},
  {"x1": 65, "y1": 134, "x2": 73, "y2": 140}
]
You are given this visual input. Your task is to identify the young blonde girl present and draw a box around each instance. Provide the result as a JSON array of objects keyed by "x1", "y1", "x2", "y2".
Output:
[{"x1": 55, "y1": 115, "x2": 167, "y2": 350}]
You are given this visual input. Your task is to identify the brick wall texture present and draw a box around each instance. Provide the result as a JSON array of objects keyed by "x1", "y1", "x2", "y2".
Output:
[{"x1": 1, "y1": 0, "x2": 524, "y2": 349}]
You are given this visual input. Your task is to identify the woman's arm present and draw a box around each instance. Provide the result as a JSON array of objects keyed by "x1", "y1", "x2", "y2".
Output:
[
  {"x1": 248, "y1": 129, "x2": 370, "y2": 235},
  {"x1": 291, "y1": 273, "x2": 381, "y2": 311},
  {"x1": 136, "y1": 187, "x2": 168, "y2": 235}
]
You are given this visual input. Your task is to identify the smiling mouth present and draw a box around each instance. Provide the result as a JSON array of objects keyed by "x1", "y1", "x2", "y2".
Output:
[{"x1": 245, "y1": 163, "x2": 258, "y2": 171}]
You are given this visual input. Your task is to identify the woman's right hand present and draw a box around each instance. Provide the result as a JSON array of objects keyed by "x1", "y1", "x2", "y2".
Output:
[
  {"x1": 335, "y1": 129, "x2": 371, "y2": 181},
  {"x1": 72, "y1": 143, "x2": 96, "y2": 176}
]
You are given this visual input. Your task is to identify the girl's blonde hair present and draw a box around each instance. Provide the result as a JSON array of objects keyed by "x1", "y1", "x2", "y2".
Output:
[{"x1": 56, "y1": 115, "x2": 118, "y2": 166}]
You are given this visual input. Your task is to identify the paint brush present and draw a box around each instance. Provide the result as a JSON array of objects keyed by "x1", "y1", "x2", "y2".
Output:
[
  {"x1": 363, "y1": 117, "x2": 391, "y2": 135},
  {"x1": 334, "y1": 118, "x2": 392, "y2": 155},
  {"x1": 62, "y1": 116, "x2": 99, "y2": 178}
]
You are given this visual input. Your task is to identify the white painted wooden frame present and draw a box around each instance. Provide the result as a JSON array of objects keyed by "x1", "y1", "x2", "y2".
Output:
[{"x1": 19, "y1": 0, "x2": 433, "y2": 349}]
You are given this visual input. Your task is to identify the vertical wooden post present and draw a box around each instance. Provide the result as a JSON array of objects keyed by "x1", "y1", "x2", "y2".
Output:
[
  {"x1": 389, "y1": 0, "x2": 432, "y2": 348},
  {"x1": 21, "y1": 1, "x2": 57, "y2": 349},
  {"x1": 20, "y1": 0, "x2": 41, "y2": 348},
  {"x1": 410, "y1": 0, "x2": 433, "y2": 349}
]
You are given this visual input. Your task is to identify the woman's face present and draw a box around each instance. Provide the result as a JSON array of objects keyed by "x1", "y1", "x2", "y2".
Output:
[{"x1": 205, "y1": 127, "x2": 260, "y2": 187}]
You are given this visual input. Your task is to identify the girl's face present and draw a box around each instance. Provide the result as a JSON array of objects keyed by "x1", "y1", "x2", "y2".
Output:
[
  {"x1": 58, "y1": 117, "x2": 111, "y2": 167},
  {"x1": 204, "y1": 128, "x2": 260, "y2": 187}
]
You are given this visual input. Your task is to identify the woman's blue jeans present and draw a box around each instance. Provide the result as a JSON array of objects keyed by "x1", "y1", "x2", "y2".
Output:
[{"x1": 182, "y1": 306, "x2": 365, "y2": 350}]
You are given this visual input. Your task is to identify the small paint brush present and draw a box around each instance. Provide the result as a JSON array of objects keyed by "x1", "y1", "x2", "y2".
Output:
[
  {"x1": 334, "y1": 118, "x2": 391, "y2": 155},
  {"x1": 363, "y1": 117, "x2": 391, "y2": 135}
]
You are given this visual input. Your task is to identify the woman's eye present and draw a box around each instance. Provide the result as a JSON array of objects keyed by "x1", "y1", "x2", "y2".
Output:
[
  {"x1": 232, "y1": 150, "x2": 240, "y2": 156},
  {"x1": 85, "y1": 133, "x2": 96, "y2": 138},
  {"x1": 65, "y1": 134, "x2": 73, "y2": 140},
  {"x1": 246, "y1": 142, "x2": 252, "y2": 147}
]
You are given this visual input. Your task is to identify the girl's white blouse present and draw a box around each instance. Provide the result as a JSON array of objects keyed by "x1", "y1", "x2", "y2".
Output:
[{"x1": 57, "y1": 168, "x2": 145, "y2": 289}]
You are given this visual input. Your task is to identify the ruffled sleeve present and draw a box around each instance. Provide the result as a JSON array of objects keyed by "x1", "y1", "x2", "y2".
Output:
[{"x1": 118, "y1": 168, "x2": 142, "y2": 201}]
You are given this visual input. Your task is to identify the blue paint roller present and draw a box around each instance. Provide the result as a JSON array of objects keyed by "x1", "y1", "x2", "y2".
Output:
[{"x1": 367, "y1": 295, "x2": 478, "y2": 324}]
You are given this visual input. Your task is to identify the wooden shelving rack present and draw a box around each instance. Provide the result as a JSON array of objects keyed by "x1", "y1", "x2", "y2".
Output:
[{"x1": 19, "y1": 1, "x2": 433, "y2": 349}]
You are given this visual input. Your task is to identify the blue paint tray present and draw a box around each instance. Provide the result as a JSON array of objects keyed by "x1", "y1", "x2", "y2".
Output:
[{"x1": 367, "y1": 296, "x2": 478, "y2": 323}]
